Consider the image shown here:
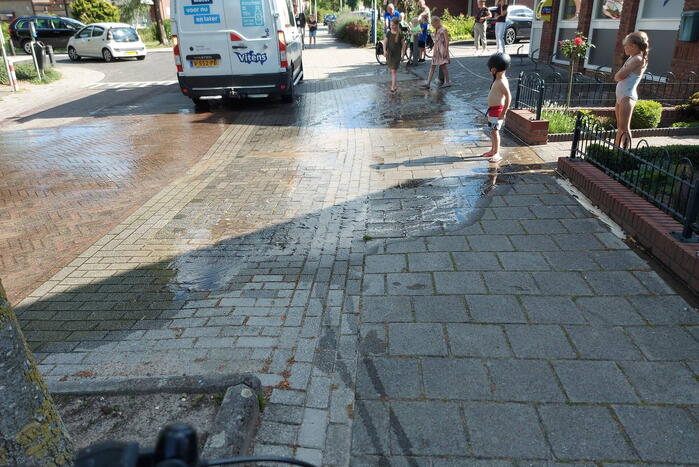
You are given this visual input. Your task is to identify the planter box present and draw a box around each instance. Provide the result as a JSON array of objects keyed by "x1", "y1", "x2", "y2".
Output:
[
  {"x1": 558, "y1": 157, "x2": 699, "y2": 294},
  {"x1": 505, "y1": 109, "x2": 548, "y2": 145},
  {"x1": 548, "y1": 125, "x2": 699, "y2": 142}
]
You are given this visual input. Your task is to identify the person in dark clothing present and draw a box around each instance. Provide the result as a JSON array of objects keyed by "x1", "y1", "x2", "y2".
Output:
[
  {"x1": 494, "y1": 0, "x2": 508, "y2": 53},
  {"x1": 297, "y1": 11, "x2": 306, "y2": 47},
  {"x1": 307, "y1": 14, "x2": 318, "y2": 47},
  {"x1": 473, "y1": 0, "x2": 491, "y2": 54}
]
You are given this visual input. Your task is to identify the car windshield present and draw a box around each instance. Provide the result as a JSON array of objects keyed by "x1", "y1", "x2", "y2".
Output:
[{"x1": 110, "y1": 27, "x2": 139, "y2": 42}]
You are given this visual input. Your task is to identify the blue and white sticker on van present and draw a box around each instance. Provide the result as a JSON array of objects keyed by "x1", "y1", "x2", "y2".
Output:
[
  {"x1": 184, "y1": 5, "x2": 210, "y2": 14},
  {"x1": 193, "y1": 14, "x2": 221, "y2": 24},
  {"x1": 191, "y1": 0, "x2": 212, "y2": 4},
  {"x1": 240, "y1": 0, "x2": 265, "y2": 26},
  {"x1": 234, "y1": 50, "x2": 267, "y2": 65}
]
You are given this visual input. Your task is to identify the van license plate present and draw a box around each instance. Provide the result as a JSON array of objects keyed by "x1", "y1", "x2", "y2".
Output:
[{"x1": 192, "y1": 59, "x2": 218, "y2": 67}]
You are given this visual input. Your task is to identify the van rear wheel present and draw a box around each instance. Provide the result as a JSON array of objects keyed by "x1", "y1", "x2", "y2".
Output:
[
  {"x1": 192, "y1": 97, "x2": 210, "y2": 111},
  {"x1": 282, "y1": 70, "x2": 294, "y2": 103}
]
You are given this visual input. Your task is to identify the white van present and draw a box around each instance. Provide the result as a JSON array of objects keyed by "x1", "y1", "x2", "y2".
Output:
[{"x1": 171, "y1": 0, "x2": 303, "y2": 104}]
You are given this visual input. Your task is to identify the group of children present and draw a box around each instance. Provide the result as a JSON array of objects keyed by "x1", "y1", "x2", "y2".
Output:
[{"x1": 385, "y1": 13, "x2": 512, "y2": 164}]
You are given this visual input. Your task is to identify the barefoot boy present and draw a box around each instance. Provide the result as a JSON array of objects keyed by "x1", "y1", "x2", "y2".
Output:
[{"x1": 482, "y1": 52, "x2": 511, "y2": 163}]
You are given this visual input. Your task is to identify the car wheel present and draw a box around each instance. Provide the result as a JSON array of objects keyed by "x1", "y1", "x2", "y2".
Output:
[
  {"x1": 137, "y1": 55, "x2": 146, "y2": 61},
  {"x1": 68, "y1": 46, "x2": 81, "y2": 62},
  {"x1": 505, "y1": 27, "x2": 516, "y2": 45},
  {"x1": 22, "y1": 40, "x2": 32, "y2": 55},
  {"x1": 102, "y1": 48, "x2": 114, "y2": 63}
]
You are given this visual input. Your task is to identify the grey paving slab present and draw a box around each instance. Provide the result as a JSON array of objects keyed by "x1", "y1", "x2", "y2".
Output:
[
  {"x1": 552, "y1": 233, "x2": 606, "y2": 251},
  {"x1": 413, "y1": 295, "x2": 470, "y2": 322},
  {"x1": 434, "y1": 271, "x2": 488, "y2": 294},
  {"x1": 453, "y1": 252, "x2": 502, "y2": 271},
  {"x1": 521, "y1": 296, "x2": 587, "y2": 324},
  {"x1": 407, "y1": 252, "x2": 454, "y2": 272},
  {"x1": 543, "y1": 252, "x2": 600, "y2": 271},
  {"x1": 620, "y1": 361, "x2": 699, "y2": 404},
  {"x1": 480, "y1": 220, "x2": 526, "y2": 235},
  {"x1": 538, "y1": 405, "x2": 636, "y2": 461},
  {"x1": 505, "y1": 325, "x2": 577, "y2": 358},
  {"x1": 584, "y1": 272, "x2": 650, "y2": 296},
  {"x1": 497, "y1": 252, "x2": 551, "y2": 271},
  {"x1": 486, "y1": 359, "x2": 566, "y2": 402},
  {"x1": 361, "y1": 296, "x2": 412, "y2": 323},
  {"x1": 466, "y1": 294, "x2": 528, "y2": 323},
  {"x1": 356, "y1": 357, "x2": 422, "y2": 400},
  {"x1": 386, "y1": 238, "x2": 427, "y2": 254},
  {"x1": 386, "y1": 273, "x2": 434, "y2": 295},
  {"x1": 574, "y1": 297, "x2": 645, "y2": 325},
  {"x1": 388, "y1": 401, "x2": 468, "y2": 455},
  {"x1": 483, "y1": 272, "x2": 540, "y2": 295},
  {"x1": 469, "y1": 235, "x2": 515, "y2": 252},
  {"x1": 520, "y1": 219, "x2": 568, "y2": 234},
  {"x1": 631, "y1": 271, "x2": 676, "y2": 295},
  {"x1": 626, "y1": 326, "x2": 699, "y2": 361},
  {"x1": 422, "y1": 358, "x2": 491, "y2": 399},
  {"x1": 464, "y1": 402, "x2": 551, "y2": 459},
  {"x1": 447, "y1": 323, "x2": 511, "y2": 357},
  {"x1": 626, "y1": 295, "x2": 699, "y2": 325},
  {"x1": 433, "y1": 460, "x2": 514, "y2": 467},
  {"x1": 589, "y1": 251, "x2": 650, "y2": 270},
  {"x1": 365, "y1": 254, "x2": 407, "y2": 273},
  {"x1": 531, "y1": 272, "x2": 593, "y2": 296},
  {"x1": 351, "y1": 400, "x2": 390, "y2": 455},
  {"x1": 564, "y1": 326, "x2": 643, "y2": 360},
  {"x1": 388, "y1": 323, "x2": 448, "y2": 356},
  {"x1": 553, "y1": 360, "x2": 639, "y2": 403},
  {"x1": 613, "y1": 406, "x2": 699, "y2": 464},
  {"x1": 425, "y1": 235, "x2": 469, "y2": 251}
]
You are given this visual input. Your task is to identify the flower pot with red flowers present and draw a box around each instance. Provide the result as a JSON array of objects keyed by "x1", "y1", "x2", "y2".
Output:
[{"x1": 559, "y1": 33, "x2": 595, "y2": 107}]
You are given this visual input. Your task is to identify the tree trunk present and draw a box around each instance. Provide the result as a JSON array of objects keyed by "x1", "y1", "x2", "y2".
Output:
[
  {"x1": 0, "y1": 280, "x2": 74, "y2": 467},
  {"x1": 154, "y1": 0, "x2": 170, "y2": 46}
]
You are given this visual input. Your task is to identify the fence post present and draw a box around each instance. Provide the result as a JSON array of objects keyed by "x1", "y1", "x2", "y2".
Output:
[
  {"x1": 514, "y1": 71, "x2": 523, "y2": 110},
  {"x1": 570, "y1": 112, "x2": 583, "y2": 160},
  {"x1": 536, "y1": 80, "x2": 545, "y2": 120},
  {"x1": 673, "y1": 179, "x2": 699, "y2": 242}
]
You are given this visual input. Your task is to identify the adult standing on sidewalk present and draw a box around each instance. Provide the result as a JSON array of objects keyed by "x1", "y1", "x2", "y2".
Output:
[
  {"x1": 384, "y1": 3, "x2": 401, "y2": 32},
  {"x1": 473, "y1": 0, "x2": 491, "y2": 55},
  {"x1": 296, "y1": 11, "x2": 307, "y2": 48},
  {"x1": 494, "y1": 0, "x2": 508, "y2": 54},
  {"x1": 418, "y1": 0, "x2": 431, "y2": 22}
]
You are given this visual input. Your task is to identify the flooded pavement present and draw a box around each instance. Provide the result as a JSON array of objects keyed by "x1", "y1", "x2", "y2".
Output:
[{"x1": 6, "y1": 31, "x2": 699, "y2": 466}]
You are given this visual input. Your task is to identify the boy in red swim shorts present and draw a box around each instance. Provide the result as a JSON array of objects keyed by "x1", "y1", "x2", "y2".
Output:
[{"x1": 482, "y1": 52, "x2": 511, "y2": 163}]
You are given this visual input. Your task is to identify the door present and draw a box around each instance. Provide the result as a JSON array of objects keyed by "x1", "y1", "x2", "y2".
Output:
[
  {"x1": 222, "y1": 0, "x2": 280, "y2": 78},
  {"x1": 55, "y1": 19, "x2": 81, "y2": 49},
  {"x1": 279, "y1": 0, "x2": 301, "y2": 74},
  {"x1": 90, "y1": 26, "x2": 106, "y2": 57},
  {"x1": 33, "y1": 18, "x2": 54, "y2": 47},
  {"x1": 72, "y1": 26, "x2": 93, "y2": 55}
]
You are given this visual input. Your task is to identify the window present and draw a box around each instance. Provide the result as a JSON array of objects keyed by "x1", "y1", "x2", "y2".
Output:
[
  {"x1": 285, "y1": 0, "x2": 295, "y2": 26},
  {"x1": 635, "y1": 0, "x2": 684, "y2": 76},
  {"x1": 16, "y1": 19, "x2": 27, "y2": 29},
  {"x1": 61, "y1": 19, "x2": 82, "y2": 30},
  {"x1": 596, "y1": 0, "x2": 623, "y2": 20},
  {"x1": 561, "y1": 0, "x2": 581, "y2": 21},
  {"x1": 34, "y1": 18, "x2": 52, "y2": 29},
  {"x1": 92, "y1": 26, "x2": 105, "y2": 37},
  {"x1": 110, "y1": 27, "x2": 139, "y2": 42},
  {"x1": 77, "y1": 26, "x2": 92, "y2": 38},
  {"x1": 641, "y1": 0, "x2": 683, "y2": 19}
]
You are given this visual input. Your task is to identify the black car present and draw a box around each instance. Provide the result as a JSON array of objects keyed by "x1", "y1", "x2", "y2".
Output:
[
  {"x1": 486, "y1": 6, "x2": 533, "y2": 45},
  {"x1": 8, "y1": 15, "x2": 85, "y2": 54}
]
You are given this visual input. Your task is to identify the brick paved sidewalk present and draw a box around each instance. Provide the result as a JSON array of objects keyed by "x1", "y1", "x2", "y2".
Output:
[{"x1": 9, "y1": 34, "x2": 699, "y2": 466}]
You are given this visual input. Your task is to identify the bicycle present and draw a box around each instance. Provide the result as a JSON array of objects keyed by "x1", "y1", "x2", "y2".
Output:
[{"x1": 74, "y1": 423, "x2": 318, "y2": 467}]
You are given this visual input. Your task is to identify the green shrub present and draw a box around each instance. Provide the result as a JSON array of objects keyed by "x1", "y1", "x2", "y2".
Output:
[
  {"x1": 585, "y1": 143, "x2": 699, "y2": 174},
  {"x1": 671, "y1": 121, "x2": 699, "y2": 128},
  {"x1": 676, "y1": 91, "x2": 699, "y2": 121},
  {"x1": 542, "y1": 108, "x2": 577, "y2": 133},
  {"x1": 630, "y1": 99, "x2": 662, "y2": 129},
  {"x1": 70, "y1": 0, "x2": 120, "y2": 23},
  {"x1": 440, "y1": 9, "x2": 474, "y2": 41},
  {"x1": 150, "y1": 19, "x2": 172, "y2": 44},
  {"x1": 334, "y1": 13, "x2": 369, "y2": 46}
]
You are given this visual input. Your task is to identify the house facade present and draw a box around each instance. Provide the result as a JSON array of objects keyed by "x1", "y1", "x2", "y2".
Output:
[{"x1": 535, "y1": 0, "x2": 699, "y2": 78}]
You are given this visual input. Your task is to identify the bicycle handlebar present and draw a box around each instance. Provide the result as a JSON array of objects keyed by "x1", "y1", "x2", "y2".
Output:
[{"x1": 74, "y1": 423, "x2": 318, "y2": 467}]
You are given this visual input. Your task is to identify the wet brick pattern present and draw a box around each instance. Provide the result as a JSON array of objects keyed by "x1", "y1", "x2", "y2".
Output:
[
  {"x1": 9, "y1": 42, "x2": 699, "y2": 466},
  {"x1": 0, "y1": 113, "x2": 229, "y2": 304}
]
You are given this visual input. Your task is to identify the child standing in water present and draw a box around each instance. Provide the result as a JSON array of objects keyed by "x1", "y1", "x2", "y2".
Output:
[
  {"x1": 482, "y1": 52, "x2": 511, "y2": 163},
  {"x1": 422, "y1": 16, "x2": 451, "y2": 88}
]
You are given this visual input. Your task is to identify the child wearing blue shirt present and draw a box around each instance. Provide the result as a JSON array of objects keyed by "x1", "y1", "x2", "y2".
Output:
[{"x1": 418, "y1": 13, "x2": 429, "y2": 62}]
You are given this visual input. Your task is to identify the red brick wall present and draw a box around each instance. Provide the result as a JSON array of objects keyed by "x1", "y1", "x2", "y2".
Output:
[
  {"x1": 670, "y1": 0, "x2": 699, "y2": 79},
  {"x1": 613, "y1": 0, "x2": 640, "y2": 71},
  {"x1": 538, "y1": 0, "x2": 561, "y2": 62}
]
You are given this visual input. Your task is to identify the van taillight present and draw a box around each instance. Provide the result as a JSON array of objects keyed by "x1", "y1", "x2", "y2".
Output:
[
  {"x1": 230, "y1": 32, "x2": 243, "y2": 41},
  {"x1": 277, "y1": 31, "x2": 288, "y2": 68},
  {"x1": 172, "y1": 34, "x2": 183, "y2": 73}
]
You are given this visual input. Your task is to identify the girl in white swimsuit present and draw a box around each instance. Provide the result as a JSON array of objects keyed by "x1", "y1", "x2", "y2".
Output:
[{"x1": 614, "y1": 31, "x2": 649, "y2": 148}]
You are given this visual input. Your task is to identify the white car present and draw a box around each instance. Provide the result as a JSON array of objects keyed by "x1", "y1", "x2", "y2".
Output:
[{"x1": 67, "y1": 22, "x2": 147, "y2": 62}]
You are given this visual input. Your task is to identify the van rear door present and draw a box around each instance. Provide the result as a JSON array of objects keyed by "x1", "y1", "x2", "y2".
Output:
[
  {"x1": 222, "y1": 0, "x2": 281, "y2": 80},
  {"x1": 176, "y1": 0, "x2": 234, "y2": 80}
]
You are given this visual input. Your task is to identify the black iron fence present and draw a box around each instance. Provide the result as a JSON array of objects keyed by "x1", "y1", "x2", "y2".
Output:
[
  {"x1": 570, "y1": 112, "x2": 699, "y2": 241},
  {"x1": 514, "y1": 71, "x2": 699, "y2": 118}
]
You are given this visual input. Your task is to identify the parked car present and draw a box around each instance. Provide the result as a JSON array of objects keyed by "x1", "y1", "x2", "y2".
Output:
[
  {"x1": 67, "y1": 23, "x2": 147, "y2": 62},
  {"x1": 8, "y1": 15, "x2": 84, "y2": 54},
  {"x1": 486, "y1": 5, "x2": 533, "y2": 45},
  {"x1": 171, "y1": 0, "x2": 303, "y2": 105},
  {"x1": 323, "y1": 14, "x2": 337, "y2": 25}
]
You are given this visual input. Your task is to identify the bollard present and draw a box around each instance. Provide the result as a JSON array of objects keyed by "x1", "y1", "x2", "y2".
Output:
[
  {"x1": 46, "y1": 44, "x2": 55, "y2": 66},
  {"x1": 33, "y1": 42, "x2": 45, "y2": 74}
]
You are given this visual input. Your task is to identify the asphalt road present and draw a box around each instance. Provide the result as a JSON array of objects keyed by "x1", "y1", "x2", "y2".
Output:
[{"x1": 55, "y1": 48, "x2": 177, "y2": 83}]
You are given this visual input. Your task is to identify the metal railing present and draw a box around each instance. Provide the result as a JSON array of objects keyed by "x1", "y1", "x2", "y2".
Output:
[
  {"x1": 515, "y1": 71, "x2": 699, "y2": 118},
  {"x1": 570, "y1": 112, "x2": 699, "y2": 242}
]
